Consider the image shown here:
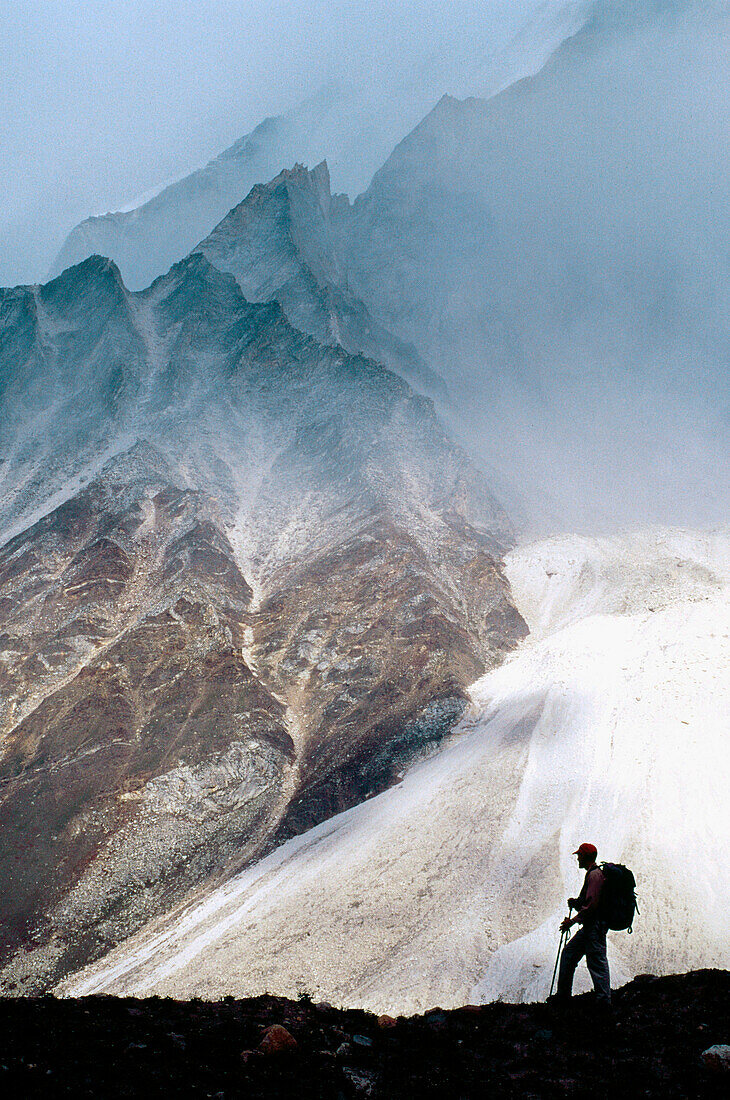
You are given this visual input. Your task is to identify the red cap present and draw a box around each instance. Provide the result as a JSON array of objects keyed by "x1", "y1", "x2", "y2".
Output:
[{"x1": 573, "y1": 842, "x2": 598, "y2": 858}]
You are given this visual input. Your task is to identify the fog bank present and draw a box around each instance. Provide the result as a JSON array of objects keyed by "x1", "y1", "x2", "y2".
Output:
[{"x1": 1, "y1": 0, "x2": 586, "y2": 286}]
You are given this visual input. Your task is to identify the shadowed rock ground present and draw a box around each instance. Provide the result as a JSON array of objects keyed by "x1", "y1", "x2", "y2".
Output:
[{"x1": 0, "y1": 971, "x2": 727, "y2": 1097}]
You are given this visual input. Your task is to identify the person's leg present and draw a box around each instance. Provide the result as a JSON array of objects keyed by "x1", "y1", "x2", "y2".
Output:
[
  {"x1": 556, "y1": 926, "x2": 586, "y2": 1000},
  {"x1": 584, "y1": 922, "x2": 611, "y2": 1005}
]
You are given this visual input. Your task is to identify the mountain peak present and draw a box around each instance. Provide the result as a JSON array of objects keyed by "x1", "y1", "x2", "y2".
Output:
[
  {"x1": 195, "y1": 161, "x2": 339, "y2": 304},
  {"x1": 195, "y1": 159, "x2": 441, "y2": 396},
  {"x1": 164, "y1": 248, "x2": 225, "y2": 283},
  {"x1": 147, "y1": 250, "x2": 249, "y2": 318},
  {"x1": 41, "y1": 253, "x2": 126, "y2": 303},
  {"x1": 228, "y1": 160, "x2": 333, "y2": 221}
]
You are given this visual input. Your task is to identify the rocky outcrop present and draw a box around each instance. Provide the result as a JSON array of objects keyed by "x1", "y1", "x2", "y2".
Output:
[{"x1": 0, "y1": 253, "x2": 525, "y2": 992}]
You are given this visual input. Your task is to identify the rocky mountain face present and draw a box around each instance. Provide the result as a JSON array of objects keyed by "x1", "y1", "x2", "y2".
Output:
[
  {"x1": 50, "y1": 158, "x2": 439, "y2": 399},
  {"x1": 43, "y1": 2, "x2": 729, "y2": 537},
  {"x1": 0, "y1": 457, "x2": 291, "y2": 990},
  {"x1": 0, "y1": 253, "x2": 525, "y2": 992},
  {"x1": 196, "y1": 161, "x2": 441, "y2": 397}
]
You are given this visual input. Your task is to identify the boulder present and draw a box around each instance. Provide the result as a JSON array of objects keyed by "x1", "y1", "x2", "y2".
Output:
[
  {"x1": 377, "y1": 1014, "x2": 397, "y2": 1029},
  {"x1": 258, "y1": 1024, "x2": 298, "y2": 1055}
]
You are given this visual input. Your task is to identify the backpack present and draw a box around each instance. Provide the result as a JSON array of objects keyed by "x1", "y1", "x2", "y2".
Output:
[{"x1": 600, "y1": 862, "x2": 638, "y2": 932}]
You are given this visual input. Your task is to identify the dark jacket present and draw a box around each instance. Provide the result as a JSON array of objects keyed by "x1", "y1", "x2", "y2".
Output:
[{"x1": 573, "y1": 864, "x2": 605, "y2": 924}]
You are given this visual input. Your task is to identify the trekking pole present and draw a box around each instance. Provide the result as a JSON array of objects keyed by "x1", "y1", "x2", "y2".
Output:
[{"x1": 548, "y1": 906, "x2": 573, "y2": 999}]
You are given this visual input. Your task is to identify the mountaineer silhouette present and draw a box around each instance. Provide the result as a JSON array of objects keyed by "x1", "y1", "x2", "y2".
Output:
[
  {"x1": 551, "y1": 842, "x2": 612, "y2": 1008},
  {"x1": 550, "y1": 845, "x2": 639, "y2": 1008}
]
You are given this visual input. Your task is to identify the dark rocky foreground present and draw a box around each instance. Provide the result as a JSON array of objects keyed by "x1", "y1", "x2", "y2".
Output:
[{"x1": 0, "y1": 970, "x2": 727, "y2": 1097}]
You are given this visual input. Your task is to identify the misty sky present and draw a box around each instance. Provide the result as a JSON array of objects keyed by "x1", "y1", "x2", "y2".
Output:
[{"x1": 1, "y1": 0, "x2": 577, "y2": 286}]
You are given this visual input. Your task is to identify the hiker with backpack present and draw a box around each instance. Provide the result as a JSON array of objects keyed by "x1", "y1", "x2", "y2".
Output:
[
  {"x1": 553, "y1": 843, "x2": 612, "y2": 1008},
  {"x1": 549, "y1": 844, "x2": 638, "y2": 1009}
]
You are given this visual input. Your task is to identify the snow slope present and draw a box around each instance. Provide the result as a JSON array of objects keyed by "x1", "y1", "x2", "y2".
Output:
[{"x1": 62, "y1": 526, "x2": 730, "y2": 1010}]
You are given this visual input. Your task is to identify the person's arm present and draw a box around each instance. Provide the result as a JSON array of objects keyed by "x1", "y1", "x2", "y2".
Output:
[{"x1": 560, "y1": 897, "x2": 578, "y2": 931}]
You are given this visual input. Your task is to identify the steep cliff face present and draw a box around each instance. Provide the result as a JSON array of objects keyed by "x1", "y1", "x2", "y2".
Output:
[{"x1": 0, "y1": 254, "x2": 525, "y2": 992}]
